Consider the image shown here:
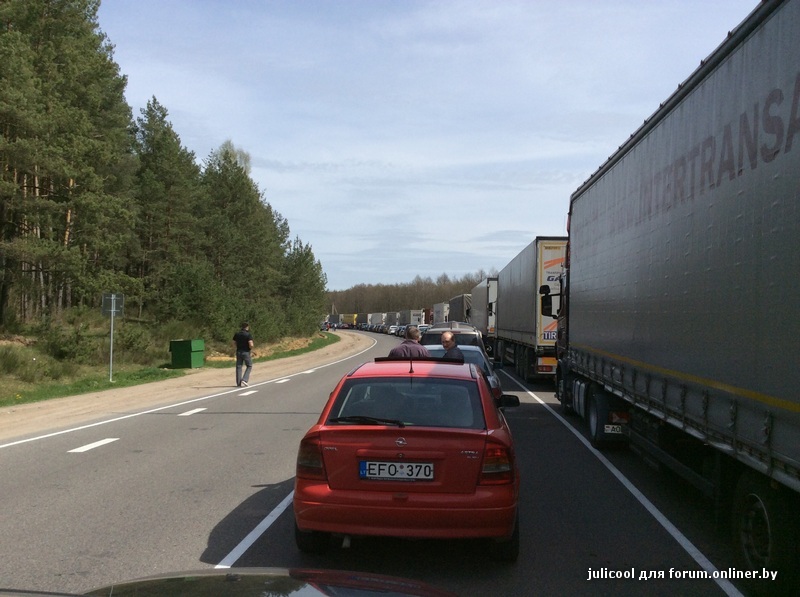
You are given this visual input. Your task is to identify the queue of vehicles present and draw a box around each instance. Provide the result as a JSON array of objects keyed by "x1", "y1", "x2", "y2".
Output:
[{"x1": 310, "y1": 1, "x2": 799, "y2": 587}]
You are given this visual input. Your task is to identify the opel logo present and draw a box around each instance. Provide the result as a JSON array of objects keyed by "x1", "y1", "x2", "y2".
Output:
[{"x1": 395, "y1": 437, "x2": 407, "y2": 447}]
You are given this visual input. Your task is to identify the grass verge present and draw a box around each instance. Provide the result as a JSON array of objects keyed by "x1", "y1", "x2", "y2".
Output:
[{"x1": 0, "y1": 332, "x2": 339, "y2": 409}]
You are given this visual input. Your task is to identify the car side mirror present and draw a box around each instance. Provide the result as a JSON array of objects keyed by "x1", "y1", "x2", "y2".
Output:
[{"x1": 496, "y1": 394, "x2": 520, "y2": 408}]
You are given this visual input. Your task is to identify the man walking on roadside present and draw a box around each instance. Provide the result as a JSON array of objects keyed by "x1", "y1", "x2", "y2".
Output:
[{"x1": 233, "y1": 322, "x2": 254, "y2": 387}]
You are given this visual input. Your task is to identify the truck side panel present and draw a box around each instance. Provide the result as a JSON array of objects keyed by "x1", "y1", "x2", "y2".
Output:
[
  {"x1": 497, "y1": 238, "x2": 566, "y2": 346},
  {"x1": 568, "y1": 0, "x2": 800, "y2": 485}
]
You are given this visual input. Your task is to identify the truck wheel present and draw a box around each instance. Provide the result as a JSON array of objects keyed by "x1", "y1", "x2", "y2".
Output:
[
  {"x1": 732, "y1": 472, "x2": 798, "y2": 591},
  {"x1": 587, "y1": 388, "x2": 606, "y2": 449},
  {"x1": 294, "y1": 521, "x2": 331, "y2": 554},
  {"x1": 558, "y1": 371, "x2": 574, "y2": 415}
]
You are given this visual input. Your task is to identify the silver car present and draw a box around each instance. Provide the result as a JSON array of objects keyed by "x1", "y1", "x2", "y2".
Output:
[{"x1": 425, "y1": 345, "x2": 504, "y2": 399}]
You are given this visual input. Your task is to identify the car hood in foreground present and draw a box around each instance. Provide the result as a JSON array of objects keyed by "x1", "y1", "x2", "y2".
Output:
[{"x1": 0, "y1": 567, "x2": 456, "y2": 597}]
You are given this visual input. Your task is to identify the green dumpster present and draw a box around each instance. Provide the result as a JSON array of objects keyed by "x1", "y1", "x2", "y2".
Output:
[{"x1": 169, "y1": 339, "x2": 205, "y2": 368}]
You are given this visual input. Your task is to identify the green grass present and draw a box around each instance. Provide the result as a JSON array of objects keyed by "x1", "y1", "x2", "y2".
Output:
[{"x1": 0, "y1": 332, "x2": 340, "y2": 408}]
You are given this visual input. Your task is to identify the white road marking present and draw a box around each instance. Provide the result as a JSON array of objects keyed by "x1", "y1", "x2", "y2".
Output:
[
  {"x1": 215, "y1": 491, "x2": 294, "y2": 568},
  {"x1": 500, "y1": 371, "x2": 744, "y2": 597},
  {"x1": 178, "y1": 408, "x2": 206, "y2": 417},
  {"x1": 275, "y1": 379, "x2": 290, "y2": 384},
  {"x1": 68, "y1": 438, "x2": 119, "y2": 453},
  {"x1": 238, "y1": 390, "x2": 258, "y2": 396},
  {"x1": 0, "y1": 334, "x2": 377, "y2": 451}
]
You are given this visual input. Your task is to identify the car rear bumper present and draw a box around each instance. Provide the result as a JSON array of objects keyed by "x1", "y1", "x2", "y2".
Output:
[{"x1": 294, "y1": 482, "x2": 518, "y2": 539}]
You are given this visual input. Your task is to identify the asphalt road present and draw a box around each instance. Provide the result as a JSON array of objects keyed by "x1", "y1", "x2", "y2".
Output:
[{"x1": 0, "y1": 331, "x2": 762, "y2": 596}]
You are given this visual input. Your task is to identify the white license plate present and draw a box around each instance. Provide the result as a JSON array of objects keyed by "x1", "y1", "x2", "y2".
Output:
[
  {"x1": 604, "y1": 424, "x2": 623, "y2": 434},
  {"x1": 359, "y1": 461, "x2": 434, "y2": 481}
]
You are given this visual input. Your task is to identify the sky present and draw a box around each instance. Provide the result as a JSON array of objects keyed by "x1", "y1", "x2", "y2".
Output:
[{"x1": 96, "y1": 0, "x2": 759, "y2": 291}]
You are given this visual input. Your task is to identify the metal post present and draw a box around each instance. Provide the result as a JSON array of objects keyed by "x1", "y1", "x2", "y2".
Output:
[{"x1": 109, "y1": 294, "x2": 115, "y2": 382}]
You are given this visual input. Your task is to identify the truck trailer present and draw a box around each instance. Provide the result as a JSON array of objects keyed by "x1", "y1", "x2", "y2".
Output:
[
  {"x1": 447, "y1": 294, "x2": 472, "y2": 324},
  {"x1": 539, "y1": 0, "x2": 800, "y2": 587},
  {"x1": 496, "y1": 236, "x2": 567, "y2": 379},
  {"x1": 432, "y1": 302, "x2": 449, "y2": 325},
  {"x1": 398, "y1": 309, "x2": 424, "y2": 326},
  {"x1": 470, "y1": 277, "x2": 498, "y2": 356}
]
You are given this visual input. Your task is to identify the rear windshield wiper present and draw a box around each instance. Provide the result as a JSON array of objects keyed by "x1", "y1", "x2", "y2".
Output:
[{"x1": 329, "y1": 415, "x2": 406, "y2": 428}]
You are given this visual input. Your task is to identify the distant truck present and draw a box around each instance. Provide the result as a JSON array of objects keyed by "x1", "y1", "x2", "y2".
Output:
[
  {"x1": 447, "y1": 294, "x2": 471, "y2": 324},
  {"x1": 539, "y1": 0, "x2": 800, "y2": 587},
  {"x1": 496, "y1": 237, "x2": 567, "y2": 379},
  {"x1": 398, "y1": 309, "x2": 424, "y2": 326},
  {"x1": 432, "y1": 303, "x2": 449, "y2": 325},
  {"x1": 470, "y1": 277, "x2": 498, "y2": 355},
  {"x1": 368, "y1": 313, "x2": 385, "y2": 325}
]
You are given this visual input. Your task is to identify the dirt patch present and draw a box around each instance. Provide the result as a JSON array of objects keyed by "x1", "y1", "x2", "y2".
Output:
[
  {"x1": 0, "y1": 331, "x2": 373, "y2": 443},
  {"x1": 206, "y1": 335, "x2": 318, "y2": 362},
  {"x1": 0, "y1": 335, "x2": 35, "y2": 347}
]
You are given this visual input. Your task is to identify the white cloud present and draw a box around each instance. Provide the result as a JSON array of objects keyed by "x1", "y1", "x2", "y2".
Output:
[{"x1": 98, "y1": 0, "x2": 758, "y2": 290}]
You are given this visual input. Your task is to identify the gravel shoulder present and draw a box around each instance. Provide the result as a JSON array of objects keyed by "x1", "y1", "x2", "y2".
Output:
[{"x1": 0, "y1": 331, "x2": 373, "y2": 443}]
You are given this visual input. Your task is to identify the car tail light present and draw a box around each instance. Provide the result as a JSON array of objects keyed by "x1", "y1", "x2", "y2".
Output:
[
  {"x1": 296, "y1": 434, "x2": 327, "y2": 481},
  {"x1": 479, "y1": 443, "x2": 515, "y2": 485}
]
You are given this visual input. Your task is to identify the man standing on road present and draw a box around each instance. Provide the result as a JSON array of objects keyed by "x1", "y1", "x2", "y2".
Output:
[
  {"x1": 233, "y1": 322, "x2": 254, "y2": 387},
  {"x1": 388, "y1": 326, "x2": 431, "y2": 358},
  {"x1": 441, "y1": 331, "x2": 464, "y2": 360}
]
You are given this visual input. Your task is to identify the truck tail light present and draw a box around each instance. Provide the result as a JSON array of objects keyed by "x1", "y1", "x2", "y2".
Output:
[
  {"x1": 296, "y1": 434, "x2": 328, "y2": 481},
  {"x1": 479, "y1": 443, "x2": 515, "y2": 485}
]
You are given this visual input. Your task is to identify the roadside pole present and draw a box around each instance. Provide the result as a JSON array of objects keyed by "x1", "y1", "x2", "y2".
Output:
[{"x1": 102, "y1": 293, "x2": 124, "y2": 382}]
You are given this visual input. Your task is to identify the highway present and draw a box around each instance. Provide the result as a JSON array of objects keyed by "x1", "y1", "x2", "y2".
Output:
[{"x1": 0, "y1": 331, "x2": 754, "y2": 595}]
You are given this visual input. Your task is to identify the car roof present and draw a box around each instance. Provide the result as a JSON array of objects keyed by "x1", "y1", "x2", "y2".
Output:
[
  {"x1": 425, "y1": 321, "x2": 477, "y2": 331},
  {"x1": 349, "y1": 358, "x2": 478, "y2": 381},
  {"x1": 426, "y1": 345, "x2": 486, "y2": 356}
]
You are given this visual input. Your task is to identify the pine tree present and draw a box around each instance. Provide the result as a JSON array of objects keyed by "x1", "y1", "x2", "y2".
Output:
[
  {"x1": 130, "y1": 97, "x2": 203, "y2": 319},
  {"x1": 0, "y1": 0, "x2": 136, "y2": 324}
]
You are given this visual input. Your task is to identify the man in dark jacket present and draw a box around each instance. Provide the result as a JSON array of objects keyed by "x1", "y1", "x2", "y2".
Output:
[
  {"x1": 232, "y1": 322, "x2": 254, "y2": 387},
  {"x1": 388, "y1": 326, "x2": 431, "y2": 358},
  {"x1": 441, "y1": 331, "x2": 464, "y2": 360}
]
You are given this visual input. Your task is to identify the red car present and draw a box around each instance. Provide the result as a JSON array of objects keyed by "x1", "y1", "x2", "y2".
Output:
[{"x1": 293, "y1": 356, "x2": 521, "y2": 561}]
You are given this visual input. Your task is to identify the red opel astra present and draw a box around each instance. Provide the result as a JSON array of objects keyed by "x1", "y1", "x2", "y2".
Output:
[{"x1": 293, "y1": 357, "x2": 521, "y2": 561}]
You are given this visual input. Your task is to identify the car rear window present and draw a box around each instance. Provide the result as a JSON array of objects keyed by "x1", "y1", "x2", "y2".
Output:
[
  {"x1": 426, "y1": 348, "x2": 490, "y2": 376},
  {"x1": 330, "y1": 378, "x2": 485, "y2": 429},
  {"x1": 419, "y1": 331, "x2": 482, "y2": 346}
]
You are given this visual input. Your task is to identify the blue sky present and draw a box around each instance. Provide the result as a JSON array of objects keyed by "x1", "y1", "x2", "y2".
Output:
[{"x1": 97, "y1": 0, "x2": 759, "y2": 290}]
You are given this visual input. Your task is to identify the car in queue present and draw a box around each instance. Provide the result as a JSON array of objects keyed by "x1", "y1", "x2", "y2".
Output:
[
  {"x1": 293, "y1": 356, "x2": 521, "y2": 561},
  {"x1": 425, "y1": 345, "x2": 503, "y2": 399},
  {"x1": 419, "y1": 322, "x2": 484, "y2": 351}
]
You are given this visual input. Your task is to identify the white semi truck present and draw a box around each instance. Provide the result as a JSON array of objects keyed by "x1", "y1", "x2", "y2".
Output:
[{"x1": 496, "y1": 236, "x2": 566, "y2": 379}]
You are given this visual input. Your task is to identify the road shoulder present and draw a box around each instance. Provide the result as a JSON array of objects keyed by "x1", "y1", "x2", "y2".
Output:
[{"x1": 0, "y1": 331, "x2": 373, "y2": 442}]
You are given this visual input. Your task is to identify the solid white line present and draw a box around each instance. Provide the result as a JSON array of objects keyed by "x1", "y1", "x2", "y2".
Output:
[
  {"x1": 238, "y1": 391, "x2": 258, "y2": 396},
  {"x1": 0, "y1": 335, "x2": 377, "y2": 451},
  {"x1": 500, "y1": 372, "x2": 744, "y2": 597},
  {"x1": 68, "y1": 438, "x2": 119, "y2": 453},
  {"x1": 275, "y1": 379, "x2": 290, "y2": 384},
  {"x1": 178, "y1": 408, "x2": 206, "y2": 417},
  {"x1": 215, "y1": 490, "x2": 295, "y2": 568}
]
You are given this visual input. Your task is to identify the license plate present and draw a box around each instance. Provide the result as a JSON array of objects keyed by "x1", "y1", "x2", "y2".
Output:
[
  {"x1": 359, "y1": 461, "x2": 434, "y2": 481},
  {"x1": 604, "y1": 424, "x2": 623, "y2": 434}
]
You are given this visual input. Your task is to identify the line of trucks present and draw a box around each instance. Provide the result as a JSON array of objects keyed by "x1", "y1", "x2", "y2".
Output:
[
  {"x1": 329, "y1": 239, "x2": 566, "y2": 377},
  {"x1": 330, "y1": 0, "x2": 800, "y2": 588}
]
